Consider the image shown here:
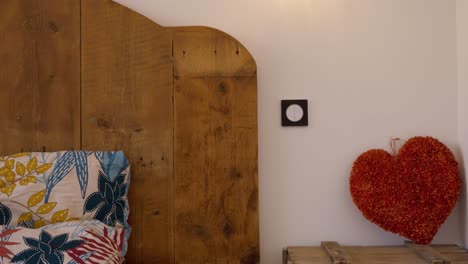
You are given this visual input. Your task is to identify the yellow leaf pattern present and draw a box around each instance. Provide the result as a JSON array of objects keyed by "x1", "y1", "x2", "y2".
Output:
[
  {"x1": 0, "y1": 167, "x2": 9, "y2": 176},
  {"x1": 33, "y1": 219, "x2": 46, "y2": 229},
  {"x1": 19, "y1": 179, "x2": 28, "y2": 186},
  {"x1": 1, "y1": 184, "x2": 16, "y2": 197},
  {"x1": 28, "y1": 190, "x2": 45, "y2": 208},
  {"x1": 0, "y1": 151, "x2": 130, "y2": 232},
  {"x1": 18, "y1": 212, "x2": 33, "y2": 223},
  {"x1": 11, "y1": 152, "x2": 30, "y2": 158},
  {"x1": 27, "y1": 176, "x2": 37, "y2": 183},
  {"x1": 5, "y1": 159, "x2": 14, "y2": 169},
  {"x1": 36, "y1": 163, "x2": 53, "y2": 173},
  {"x1": 26, "y1": 157, "x2": 37, "y2": 172},
  {"x1": 37, "y1": 203, "x2": 56, "y2": 214},
  {"x1": 51, "y1": 209, "x2": 68, "y2": 223},
  {"x1": 16, "y1": 162, "x2": 25, "y2": 176},
  {"x1": 4, "y1": 170, "x2": 15, "y2": 183}
]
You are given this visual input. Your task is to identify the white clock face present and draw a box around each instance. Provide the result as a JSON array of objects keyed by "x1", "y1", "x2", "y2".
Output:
[{"x1": 285, "y1": 104, "x2": 304, "y2": 122}]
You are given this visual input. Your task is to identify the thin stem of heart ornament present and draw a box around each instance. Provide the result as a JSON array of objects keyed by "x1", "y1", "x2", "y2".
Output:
[{"x1": 390, "y1": 137, "x2": 401, "y2": 156}]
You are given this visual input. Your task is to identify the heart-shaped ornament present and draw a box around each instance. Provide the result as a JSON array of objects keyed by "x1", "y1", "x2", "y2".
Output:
[{"x1": 350, "y1": 137, "x2": 461, "y2": 244}]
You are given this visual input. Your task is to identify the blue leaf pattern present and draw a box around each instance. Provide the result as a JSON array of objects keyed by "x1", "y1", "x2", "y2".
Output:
[
  {"x1": 96, "y1": 151, "x2": 129, "y2": 181},
  {"x1": 11, "y1": 230, "x2": 83, "y2": 264},
  {"x1": 83, "y1": 172, "x2": 128, "y2": 227},
  {"x1": 73, "y1": 152, "x2": 89, "y2": 199},
  {"x1": 45, "y1": 152, "x2": 92, "y2": 202},
  {"x1": 0, "y1": 150, "x2": 130, "y2": 260},
  {"x1": 19, "y1": 220, "x2": 34, "y2": 229},
  {"x1": 45, "y1": 152, "x2": 75, "y2": 202},
  {"x1": 0, "y1": 203, "x2": 12, "y2": 226},
  {"x1": 94, "y1": 152, "x2": 104, "y2": 166}
]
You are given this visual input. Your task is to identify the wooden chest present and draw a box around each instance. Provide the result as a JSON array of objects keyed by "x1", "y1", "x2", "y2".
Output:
[{"x1": 283, "y1": 242, "x2": 468, "y2": 264}]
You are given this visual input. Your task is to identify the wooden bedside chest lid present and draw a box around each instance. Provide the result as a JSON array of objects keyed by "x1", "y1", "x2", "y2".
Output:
[{"x1": 284, "y1": 242, "x2": 468, "y2": 264}]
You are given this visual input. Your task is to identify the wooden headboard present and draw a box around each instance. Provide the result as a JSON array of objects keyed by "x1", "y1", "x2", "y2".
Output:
[{"x1": 0, "y1": 0, "x2": 259, "y2": 263}]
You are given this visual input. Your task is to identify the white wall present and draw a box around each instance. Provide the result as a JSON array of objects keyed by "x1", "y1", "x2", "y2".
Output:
[
  {"x1": 114, "y1": 0, "x2": 462, "y2": 263},
  {"x1": 457, "y1": 0, "x2": 468, "y2": 247}
]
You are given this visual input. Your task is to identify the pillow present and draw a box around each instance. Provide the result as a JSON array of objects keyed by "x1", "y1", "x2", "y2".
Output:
[
  {"x1": 0, "y1": 151, "x2": 130, "y2": 230},
  {"x1": 0, "y1": 220, "x2": 125, "y2": 263}
]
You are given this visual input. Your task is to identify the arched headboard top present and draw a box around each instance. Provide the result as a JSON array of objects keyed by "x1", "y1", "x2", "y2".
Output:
[
  {"x1": 0, "y1": 0, "x2": 259, "y2": 263},
  {"x1": 171, "y1": 26, "x2": 257, "y2": 78}
]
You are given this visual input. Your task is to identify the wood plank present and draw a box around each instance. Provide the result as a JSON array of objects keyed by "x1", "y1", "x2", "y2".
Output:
[
  {"x1": 287, "y1": 244, "x2": 467, "y2": 264},
  {"x1": 172, "y1": 27, "x2": 257, "y2": 78},
  {"x1": 174, "y1": 76, "x2": 258, "y2": 264},
  {"x1": 431, "y1": 245, "x2": 467, "y2": 253},
  {"x1": 286, "y1": 247, "x2": 334, "y2": 264},
  {"x1": 283, "y1": 248, "x2": 289, "y2": 264},
  {"x1": 81, "y1": 0, "x2": 173, "y2": 262},
  {"x1": 173, "y1": 26, "x2": 258, "y2": 263},
  {"x1": 0, "y1": 0, "x2": 80, "y2": 154},
  {"x1": 432, "y1": 245, "x2": 468, "y2": 264},
  {"x1": 321, "y1": 242, "x2": 352, "y2": 264},
  {"x1": 405, "y1": 241, "x2": 451, "y2": 264},
  {"x1": 346, "y1": 246, "x2": 427, "y2": 264}
]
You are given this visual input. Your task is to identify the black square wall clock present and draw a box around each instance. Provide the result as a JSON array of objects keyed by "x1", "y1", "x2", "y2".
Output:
[{"x1": 281, "y1": 100, "x2": 308, "y2": 127}]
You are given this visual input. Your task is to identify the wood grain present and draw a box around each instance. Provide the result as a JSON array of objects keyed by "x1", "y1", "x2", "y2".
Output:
[
  {"x1": 321, "y1": 242, "x2": 351, "y2": 264},
  {"x1": 0, "y1": 1, "x2": 259, "y2": 262},
  {"x1": 173, "y1": 26, "x2": 259, "y2": 264},
  {"x1": 286, "y1": 244, "x2": 468, "y2": 264},
  {"x1": 432, "y1": 245, "x2": 468, "y2": 264},
  {"x1": 405, "y1": 241, "x2": 451, "y2": 264},
  {"x1": 286, "y1": 247, "x2": 335, "y2": 264},
  {"x1": 0, "y1": 0, "x2": 80, "y2": 154},
  {"x1": 81, "y1": 0, "x2": 174, "y2": 262},
  {"x1": 172, "y1": 27, "x2": 257, "y2": 78}
]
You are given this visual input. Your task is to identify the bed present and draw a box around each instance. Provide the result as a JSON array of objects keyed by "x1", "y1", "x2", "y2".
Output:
[{"x1": 0, "y1": 0, "x2": 259, "y2": 263}]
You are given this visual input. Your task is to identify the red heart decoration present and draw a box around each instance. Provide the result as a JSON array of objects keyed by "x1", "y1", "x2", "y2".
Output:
[{"x1": 350, "y1": 136, "x2": 461, "y2": 244}]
